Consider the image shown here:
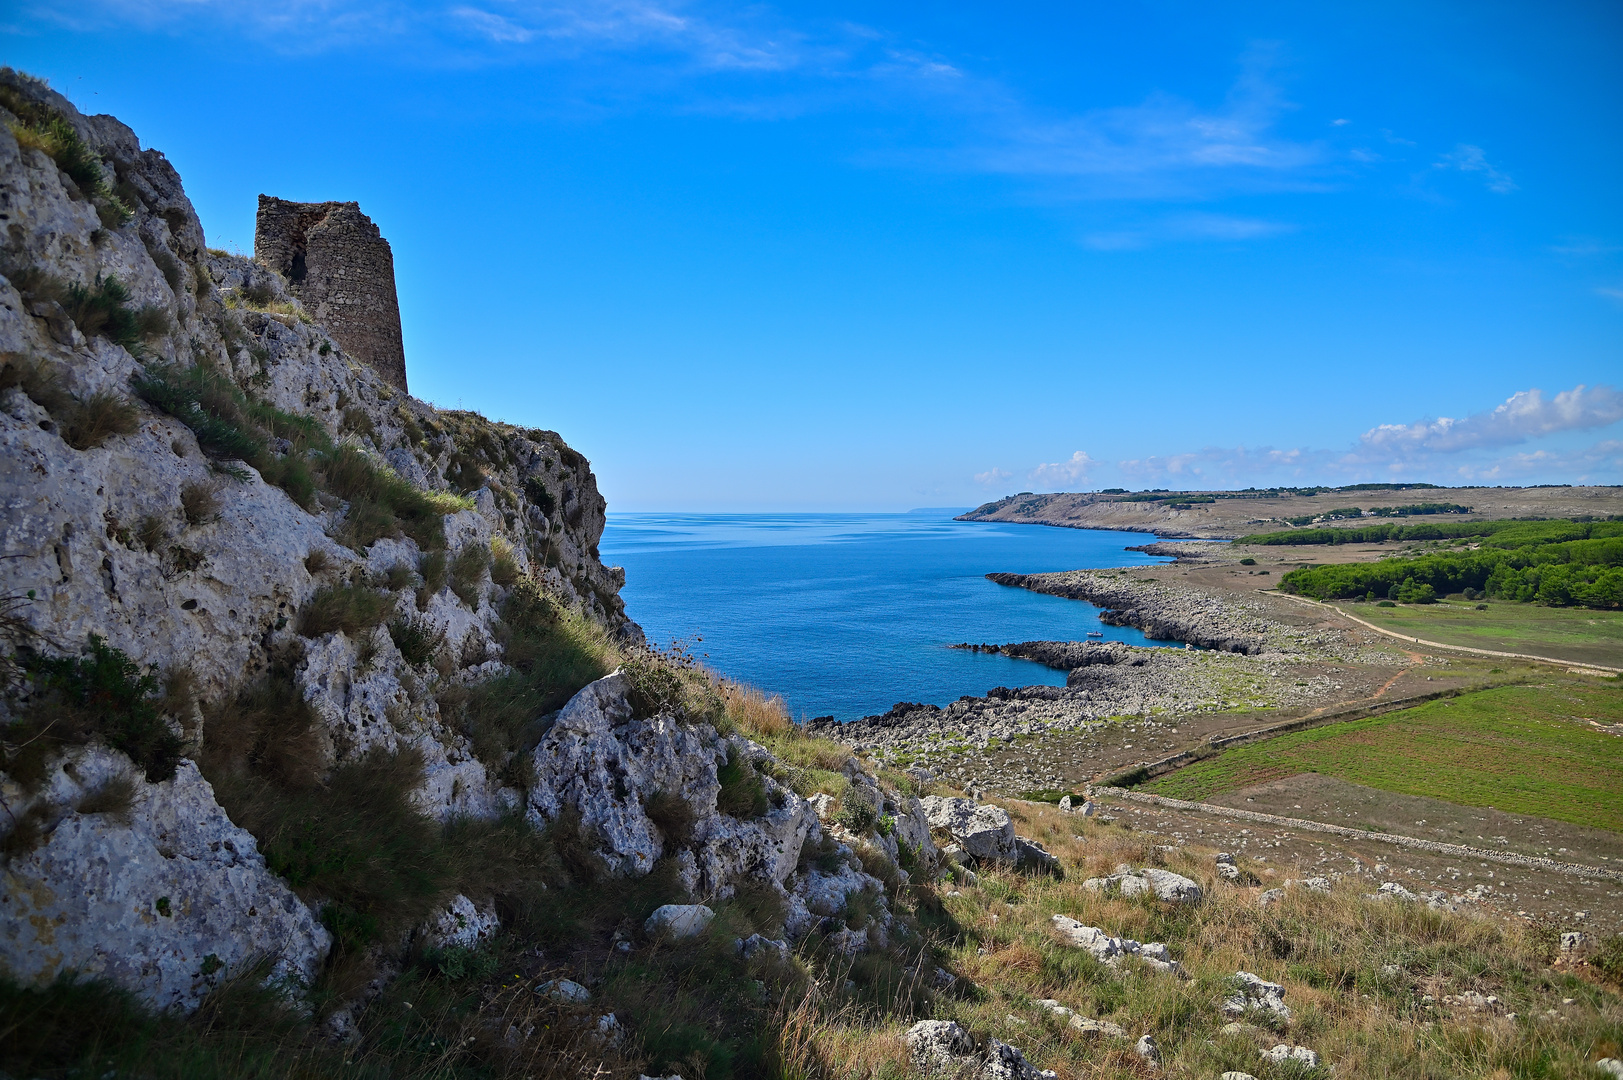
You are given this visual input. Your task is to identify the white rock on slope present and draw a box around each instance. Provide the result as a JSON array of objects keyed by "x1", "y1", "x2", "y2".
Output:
[
  {"x1": 0, "y1": 747, "x2": 329, "y2": 1013},
  {"x1": 421, "y1": 894, "x2": 500, "y2": 950},
  {"x1": 525, "y1": 672, "x2": 818, "y2": 897},
  {"x1": 919, "y1": 795, "x2": 1018, "y2": 862},
  {"x1": 1222, "y1": 971, "x2": 1292, "y2": 1021},
  {"x1": 1050, "y1": 916, "x2": 1185, "y2": 977},
  {"x1": 1082, "y1": 864, "x2": 1203, "y2": 904}
]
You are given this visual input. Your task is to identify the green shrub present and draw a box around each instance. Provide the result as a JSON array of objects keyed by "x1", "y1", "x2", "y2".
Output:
[
  {"x1": 321, "y1": 443, "x2": 467, "y2": 550},
  {"x1": 0, "y1": 85, "x2": 133, "y2": 225},
  {"x1": 298, "y1": 584, "x2": 393, "y2": 638},
  {"x1": 716, "y1": 749, "x2": 768, "y2": 820},
  {"x1": 835, "y1": 786, "x2": 878, "y2": 834},
  {"x1": 199, "y1": 664, "x2": 324, "y2": 791},
  {"x1": 5, "y1": 635, "x2": 184, "y2": 784},
  {"x1": 1239, "y1": 557, "x2": 1256, "y2": 566},
  {"x1": 387, "y1": 615, "x2": 442, "y2": 667},
  {"x1": 1595, "y1": 933, "x2": 1623, "y2": 986},
  {"x1": 62, "y1": 276, "x2": 165, "y2": 354},
  {"x1": 490, "y1": 537, "x2": 521, "y2": 587},
  {"x1": 448, "y1": 543, "x2": 489, "y2": 606},
  {"x1": 438, "y1": 582, "x2": 616, "y2": 771}
]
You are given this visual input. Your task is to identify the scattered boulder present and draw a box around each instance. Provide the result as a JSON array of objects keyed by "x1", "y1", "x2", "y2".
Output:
[
  {"x1": 1015, "y1": 836, "x2": 1061, "y2": 874},
  {"x1": 736, "y1": 933, "x2": 790, "y2": 962},
  {"x1": 920, "y1": 796, "x2": 1018, "y2": 862},
  {"x1": 932, "y1": 966, "x2": 959, "y2": 991},
  {"x1": 1034, "y1": 1000, "x2": 1125, "y2": 1038},
  {"x1": 1135, "y1": 1033, "x2": 1162, "y2": 1067},
  {"x1": 1050, "y1": 916, "x2": 1185, "y2": 976},
  {"x1": 537, "y1": 979, "x2": 591, "y2": 1005},
  {"x1": 1258, "y1": 888, "x2": 1285, "y2": 907},
  {"x1": 1215, "y1": 852, "x2": 1240, "y2": 882},
  {"x1": 1221, "y1": 1073, "x2": 1259, "y2": 1080},
  {"x1": 1291, "y1": 876, "x2": 1332, "y2": 893},
  {"x1": 981, "y1": 1038, "x2": 1042, "y2": 1080},
  {"x1": 645, "y1": 904, "x2": 716, "y2": 939},
  {"x1": 1222, "y1": 972, "x2": 1292, "y2": 1022},
  {"x1": 1082, "y1": 865, "x2": 1203, "y2": 904},
  {"x1": 1597, "y1": 1059, "x2": 1623, "y2": 1079},
  {"x1": 420, "y1": 894, "x2": 500, "y2": 950},
  {"x1": 905, "y1": 1019, "x2": 974, "y2": 1075},
  {"x1": 1562, "y1": 931, "x2": 1588, "y2": 953},
  {"x1": 1368, "y1": 881, "x2": 1419, "y2": 902},
  {"x1": 593, "y1": 1013, "x2": 623, "y2": 1046},
  {"x1": 1261, "y1": 1045, "x2": 1320, "y2": 1068}
]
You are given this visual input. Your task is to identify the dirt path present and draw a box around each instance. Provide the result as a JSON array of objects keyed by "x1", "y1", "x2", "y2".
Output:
[{"x1": 1273, "y1": 593, "x2": 1623, "y2": 674}]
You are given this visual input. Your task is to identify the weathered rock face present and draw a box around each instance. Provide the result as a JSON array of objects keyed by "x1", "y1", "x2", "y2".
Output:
[
  {"x1": 919, "y1": 796, "x2": 1017, "y2": 862},
  {"x1": 0, "y1": 68, "x2": 637, "y2": 1010},
  {"x1": 0, "y1": 747, "x2": 329, "y2": 1013},
  {"x1": 254, "y1": 196, "x2": 407, "y2": 392}
]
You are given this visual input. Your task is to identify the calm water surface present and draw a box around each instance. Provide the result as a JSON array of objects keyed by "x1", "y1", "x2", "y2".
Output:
[{"x1": 599, "y1": 511, "x2": 1175, "y2": 720}]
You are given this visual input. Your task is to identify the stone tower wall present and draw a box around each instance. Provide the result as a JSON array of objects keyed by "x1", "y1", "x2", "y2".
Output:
[{"x1": 254, "y1": 195, "x2": 408, "y2": 391}]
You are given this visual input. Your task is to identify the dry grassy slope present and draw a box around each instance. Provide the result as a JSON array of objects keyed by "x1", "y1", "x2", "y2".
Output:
[
  {"x1": 959, "y1": 487, "x2": 1623, "y2": 539},
  {"x1": 809, "y1": 797, "x2": 1623, "y2": 1080}
]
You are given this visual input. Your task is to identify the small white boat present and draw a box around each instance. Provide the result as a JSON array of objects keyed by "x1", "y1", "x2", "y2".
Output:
[{"x1": 1086, "y1": 631, "x2": 1104, "y2": 638}]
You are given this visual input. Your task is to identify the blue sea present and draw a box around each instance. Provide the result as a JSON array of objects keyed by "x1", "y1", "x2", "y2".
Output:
[{"x1": 598, "y1": 511, "x2": 1174, "y2": 721}]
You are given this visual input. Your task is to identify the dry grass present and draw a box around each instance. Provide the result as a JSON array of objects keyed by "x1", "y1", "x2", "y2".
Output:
[
  {"x1": 180, "y1": 481, "x2": 219, "y2": 526},
  {"x1": 780, "y1": 796, "x2": 1622, "y2": 1080}
]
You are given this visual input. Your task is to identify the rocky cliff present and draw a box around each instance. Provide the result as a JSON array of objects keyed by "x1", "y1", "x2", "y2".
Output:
[
  {"x1": 0, "y1": 70, "x2": 651, "y2": 1006},
  {"x1": 0, "y1": 72, "x2": 969, "y2": 1073}
]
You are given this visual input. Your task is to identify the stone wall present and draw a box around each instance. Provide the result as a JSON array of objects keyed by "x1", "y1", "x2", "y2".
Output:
[{"x1": 254, "y1": 195, "x2": 408, "y2": 391}]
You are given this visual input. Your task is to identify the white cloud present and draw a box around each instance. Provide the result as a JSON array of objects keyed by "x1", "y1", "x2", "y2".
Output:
[
  {"x1": 452, "y1": 6, "x2": 535, "y2": 43},
  {"x1": 1359, "y1": 385, "x2": 1623, "y2": 454},
  {"x1": 974, "y1": 467, "x2": 1012, "y2": 485},
  {"x1": 1083, "y1": 212, "x2": 1294, "y2": 251},
  {"x1": 1028, "y1": 451, "x2": 1095, "y2": 488},
  {"x1": 1331, "y1": 117, "x2": 1349, "y2": 126},
  {"x1": 1435, "y1": 143, "x2": 1516, "y2": 194}
]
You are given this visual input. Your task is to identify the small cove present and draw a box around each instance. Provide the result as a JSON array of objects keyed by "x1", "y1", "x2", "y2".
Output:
[{"x1": 600, "y1": 511, "x2": 1176, "y2": 720}]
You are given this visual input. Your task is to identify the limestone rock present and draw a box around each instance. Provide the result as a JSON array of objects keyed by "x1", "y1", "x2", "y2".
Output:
[
  {"x1": 1562, "y1": 931, "x2": 1588, "y2": 952},
  {"x1": 736, "y1": 933, "x2": 790, "y2": 962},
  {"x1": 1034, "y1": 1000, "x2": 1125, "y2": 1038},
  {"x1": 1258, "y1": 888, "x2": 1285, "y2": 907},
  {"x1": 981, "y1": 1038, "x2": 1040, "y2": 1080},
  {"x1": 1369, "y1": 881, "x2": 1418, "y2": 902},
  {"x1": 1082, "y1": 865, "x2": 1203, "y2": 904},
  {"x1": 919, "y1": 796, "x2": 1017, "y2": 862},
  {"x1": 420, "y1": 894, "x2": 500, "y2": 950},
  {"x1": 526, "y1": 674, "x2": 816, "y2": 896},
  {"x1": 536, "y1": 979, "x2": 590, "y2": 1004},
  {"x1": 1222, "y1": 972, "x2": 1291, "y2": 1022},
  {"x1": 644, "y1": 904, "x2": 715, "y2": 939},
  {"x1": 1135, "y1": 1033, "x2": 1162, "y2": 1067},
  {"x1": 0, "y1": 748, "x2": 328, "y2": 1013},
  {"x1": 1596, "y1": 1059, "x2": 1623, "y2": 1079},
  {"x1": 1015, "y1": 835, "x2": 1060, "y2": 874},
  {"x1": 1216, "y1": 852, "x2": 1240, "y2": 882},
  {"x1": 1261, "y1": 1045, "x2": 1320, "y2": 1068},
  {"x1": 1221, "y1": 1073, "x2": 1260, "y2": 1080},
  {"x1": 1050, "y1": 916, "x2": 1185, "y2": 976},
  {"x1": 905, "y1": 1019, "x2": 973, "y2": 1074}
]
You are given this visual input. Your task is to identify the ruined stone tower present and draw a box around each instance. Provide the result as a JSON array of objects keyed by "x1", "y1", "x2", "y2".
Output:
[{"x1": 254, "y1": 196, "x2": 408, "y2": 392}]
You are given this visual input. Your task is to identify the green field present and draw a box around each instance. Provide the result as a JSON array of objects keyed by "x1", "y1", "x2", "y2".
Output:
[
  {"x1": 1144, "y1": 684, "x2": 1623, "y2": 832},
  {"x1": 1345, "y1": 597, "x2": 1623, "y2": 669}
]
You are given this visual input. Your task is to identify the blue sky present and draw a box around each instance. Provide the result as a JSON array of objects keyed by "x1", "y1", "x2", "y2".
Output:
[{"x1": 7, "y1": 1, "x2": 1622, "y2": 509}]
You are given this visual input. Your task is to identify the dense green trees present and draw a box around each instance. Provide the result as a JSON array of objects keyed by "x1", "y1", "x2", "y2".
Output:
[{"x1": 1276, "y1": 521, "x2": 1623, "y2": 609}]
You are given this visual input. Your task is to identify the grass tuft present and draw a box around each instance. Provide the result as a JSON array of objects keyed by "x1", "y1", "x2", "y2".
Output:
[{"x1": 298, "y1": 585, "x2": 393, "y2": 639}]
